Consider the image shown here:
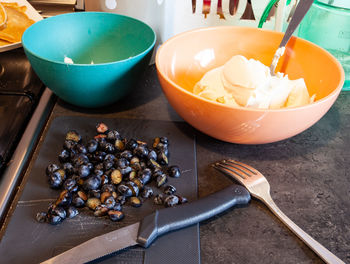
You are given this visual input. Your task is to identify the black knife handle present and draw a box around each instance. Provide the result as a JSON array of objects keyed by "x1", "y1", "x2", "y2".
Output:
[{"x1": 136, "y1": 184, "x2": 251, "y2": 248}]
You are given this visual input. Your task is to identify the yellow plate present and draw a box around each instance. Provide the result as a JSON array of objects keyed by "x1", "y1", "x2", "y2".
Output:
[{"x1": 0, "y1": 0, "x2": 42, "y2": 52}]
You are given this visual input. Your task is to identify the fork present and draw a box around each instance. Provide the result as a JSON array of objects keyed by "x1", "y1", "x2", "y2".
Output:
[{"x1": 213, "y1": 159, "x2": 345, "y2": 264}]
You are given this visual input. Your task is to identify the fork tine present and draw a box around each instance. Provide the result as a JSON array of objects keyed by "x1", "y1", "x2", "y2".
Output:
[
  {"x1": 225, "y1": 160, "x2": 258, "y2": 176},
  {"x1": 213, "y1": 162, "x2": 247, "y2": 179}
]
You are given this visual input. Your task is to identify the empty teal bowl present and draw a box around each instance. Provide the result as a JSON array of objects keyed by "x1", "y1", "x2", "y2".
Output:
[{"x1": 22, "y1": 12, "x2": 156, "y2": 108}]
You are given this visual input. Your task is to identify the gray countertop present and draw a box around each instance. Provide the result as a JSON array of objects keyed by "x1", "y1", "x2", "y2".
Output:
[{"x1": 16, "y1": 65, "x2": 350, "y2": 263}]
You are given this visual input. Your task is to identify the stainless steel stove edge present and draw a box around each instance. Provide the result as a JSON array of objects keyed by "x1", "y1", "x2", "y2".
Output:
[{"x1": 0, "y1": 88, "x2": 55, "y2": 222}]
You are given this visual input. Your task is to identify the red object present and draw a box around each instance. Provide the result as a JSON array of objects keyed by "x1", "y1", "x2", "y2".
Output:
[{"x1": 202, "y1": 0, "x2": 210, "y2": 18}]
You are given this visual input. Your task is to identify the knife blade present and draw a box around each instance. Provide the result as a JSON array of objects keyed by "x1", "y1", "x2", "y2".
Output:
[{"x1": 41, "y1": 184, "x2": 251, "y2": 264}]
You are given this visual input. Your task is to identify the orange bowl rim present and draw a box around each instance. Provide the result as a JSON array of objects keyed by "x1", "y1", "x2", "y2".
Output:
[{"x1": 155, "y1": 26, "x2": 345, "y2": 113}]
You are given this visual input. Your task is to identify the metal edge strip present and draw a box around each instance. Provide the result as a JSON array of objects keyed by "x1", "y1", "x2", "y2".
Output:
[{"x1": 0, "y1": 88, "x2": 55, "y2": 222}]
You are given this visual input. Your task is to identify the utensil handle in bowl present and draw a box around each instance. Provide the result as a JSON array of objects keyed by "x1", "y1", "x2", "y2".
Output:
[
  {"x1": 270, "y1": 0, "x2": 314, "y2": 74},
  {"x1": 280, "y1": 0, "x2": 314, "y2": 48},
  {"x1": 262, "y1": 194, "x2": 345, "y2": 264}
]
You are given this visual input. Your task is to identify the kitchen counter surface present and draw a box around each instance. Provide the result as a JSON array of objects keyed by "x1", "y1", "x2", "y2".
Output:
[{"x1": 5, "y1": 64, "x2": 350, "y2": 263}]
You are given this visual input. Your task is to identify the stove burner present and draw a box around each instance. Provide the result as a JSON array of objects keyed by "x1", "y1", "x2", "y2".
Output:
[{"x1": 0, "y1": 48, "x2": 45, "y2": 172}]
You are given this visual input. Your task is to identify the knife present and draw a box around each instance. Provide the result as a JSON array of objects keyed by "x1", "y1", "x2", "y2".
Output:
[{"x1": 41, "y1": 184, "x2": 250, "y2": 264}]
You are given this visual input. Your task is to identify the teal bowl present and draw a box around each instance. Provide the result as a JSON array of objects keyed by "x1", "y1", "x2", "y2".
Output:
[{"x1": 22, "y1": 12, "x2": 156, "y2": 108}]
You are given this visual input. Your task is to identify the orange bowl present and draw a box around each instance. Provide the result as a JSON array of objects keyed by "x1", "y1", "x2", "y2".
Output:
[{"x1": 155, "y1": 27, "x2": 345, "y2": 144}]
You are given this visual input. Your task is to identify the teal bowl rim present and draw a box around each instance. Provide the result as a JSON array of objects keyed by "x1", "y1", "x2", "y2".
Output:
[
  {"x1": 314, "y1": 0, "x2": 350, "y2": 11},
  {"x1": 21, "y1": 12, "x2": 157, "y2": 67}
]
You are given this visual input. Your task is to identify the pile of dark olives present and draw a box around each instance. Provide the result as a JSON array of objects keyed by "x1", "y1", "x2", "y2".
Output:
[{"x1": 37, "y1": 123, "x2": 187, "y2": 225}]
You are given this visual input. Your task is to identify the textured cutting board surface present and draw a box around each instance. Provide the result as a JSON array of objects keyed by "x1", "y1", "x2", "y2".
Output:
[{"x1": 0, "y1": 116, "x2": 199, "y2": 264}]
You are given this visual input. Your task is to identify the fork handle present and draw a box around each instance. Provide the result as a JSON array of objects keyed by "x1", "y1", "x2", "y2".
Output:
[{"x1": 262, "y1": 195, "x2": 345, "y2": 264}]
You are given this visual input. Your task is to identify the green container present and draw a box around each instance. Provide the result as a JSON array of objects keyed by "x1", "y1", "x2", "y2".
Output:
[
  {"x1": 298, "y1": 0, "x2": 350, "y2": 91},
  {"x1": 22, "y1": 12, "x2": 156, "y2": 108}
]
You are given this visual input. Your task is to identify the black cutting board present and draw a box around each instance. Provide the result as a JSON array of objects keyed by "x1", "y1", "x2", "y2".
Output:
[{"x1": 0, "y1": 116, "x2": 199, "y2": 264}]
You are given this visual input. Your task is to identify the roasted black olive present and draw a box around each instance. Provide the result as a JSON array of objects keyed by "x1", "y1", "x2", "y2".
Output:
[
  {"x1": 147, "y1": 159, "x2": 161, "y2": 170},
  {"x1": 96, "y1": 136, "x2": 107, "y2": 149},
  {"x1": 164, "y1": 185, "x2": 176, "y2": 195},
  {"x1": 66, "y1": 130, "x2": 82, "y2": 143},
  {"x1": 128, "y1": 170, "x2": 137, "y2": 181},
  {"x1": 131, "y1": 178, "x2": 143, "y2": 189},
  {"x1": 157, "y1": 151, "x2": 168, "y2": 165},
  {"x1": 90, "y1": 189, "x2": 101, "y2": 199},
  {"x1": 159, "y1": 137, "x2": 169, "y2": 145},
  {"x1": 113, "y1": 203, "x2": 122, "y2": 211},
  {"x1": 72, "y1": 195, "x2": 85, "y2": 208},
  {"x1": 101, "y1": 174, "x2": 109, "y2": 185},
  {"x1": 104, "y1": 153, "x2": 116, "y2": 162},
  {"x1": 119, "y1": 166, "x2": 132, "y2": 176},
  {"x1": 130, "y1": 156, "x2": 140, "y2": 165},
  {"x1": 103, "y1": 160, "x2": 114, "y2": 170},
  {"x1": 111, "y1": 169, "x2": 122, "y2": 185},
  {"x1": 108, "y1": 210, "x2": 124, "y2": 221},
  {"x1": 134, "y1": 144, "x2": 149, "y2": 158},
  {"x1": 36, "y1": 212, "x2": 47, "y2": 223},
  {"x1": 155, "y1": 142, "x2": 168, "y2": 152},
  {"x1": 152, "y1": 137, "x2": 160, "y2": 148},
  {"x1": 73, "y1": 153, "x2": 89, "y2": 167},
  {"x1": 168, "y1": 165, "x2": 181, "y2": 178},
  {"x1": 107, "y1": 130, "x2": 121, "y2": 141},
  {"x1": 152, "y1": 168, "x2": 163, "y2": 180},
  {"x1": 154, "y1": 194, "x2": 164, "y2": 205},
  {"x1": 130, "y1": 162, "x2": 142, "y2": 172},
  {"x1": 177, "y1": 195, "x2": 188, "y2": 204},
  {"x1": 104, "y1": 142, "x2": 115, "y2": 153},
  {"x1": 48, "y1": 205, "x2": 66, "y2": 220},
  {"x1": 83, "y1": 176, "x2": 101, "y2": 191},
  {"x1": 94, "y1": 205, "x2": 109, "y2": 217},
  {"x1": 141, "y1": 186, "x2": 154, "y2": 198},
  {"x1": 114, "y1": 139, "x2": 125, "y2": 152},
  {"x1": 147, "y1": 150, "x2": 157, "y2": 161},
  {"x1": 78, "y1": 164, "x2": 90, "y2": 178},
  {"x1": 104, "y1": 196, "x2": 116, "y2": 209},
  {"x1": 74, "y1": 143, "x2": 87, "y2": 154},
  {"x1": 156, "y1": 173, "x2": 168, "y2": 187},
  {"x1": 116, "y1": 195, "x2": 126, "y2": 205},
  {"x1": 118, "y1": 184, "x2": 132, "y2": 197},
  {"x1": 86, "y1": 197, "x2": 101, "y2": 210},
  {"x1": 46, "y1": 163, "x2": 60, "y2": 176},
  {"x1": 77, "y1": 190, "x2": 88, "y2": 201},
  {"x1": 63, "y1": 178, "x2": 77, "y2": 192},
  {"x1": 116, "y1": 157, "x2": 129, "y2": 169},
  {"x1": 55, "y1": 190, "x2": 72, "y2": 207},
  {"x1": 164, "y1": 195, "x2": 179, "y2": 207},
  {"x1": 47, "y1": 214, "x2": 63, "y2": 225},
  {"x1": 63, "y1": 162, "x2": 74, "y2": 176},
  {"x1": 100, "y1": 191, "x2": 111, "y2": 203},
  {"x1": 63, "y1": 140, "x2": 77, "y2": 150},
  {"x1": 126, "y1": 138, "x2": 138, "y2": 150},
  {"x1": 87, "y1": 139, "x2": 98, "y2": 153},
  {"x1": 66, "y1": 206, "x2": 79, "y2": 219},
  {"x1": 48, "y1": 171, "x2": 63, "y2": 189},
  {"x1": 130, "y1": 197, "x2": 142, "y2": 207},
  {"x1": 58, "y1": 149, "x2": 70, "y2": 163},
  {"x1": 126, "y1": 181, "x2": 139, "y2": 197},
  {"x1": 139, "y1": 168, "x2": 152, "y2": 185},
  {"x1": 120, "y1": 150, "x2": 133, "y2": 160}
]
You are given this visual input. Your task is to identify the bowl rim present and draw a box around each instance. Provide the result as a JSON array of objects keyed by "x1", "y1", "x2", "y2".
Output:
[
  {"x1": 155, "y1": 26, "x2": 345, "y2": 113},
  {"x1": 22, "y1": 11, "x2": 157, "y2": 67}
]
